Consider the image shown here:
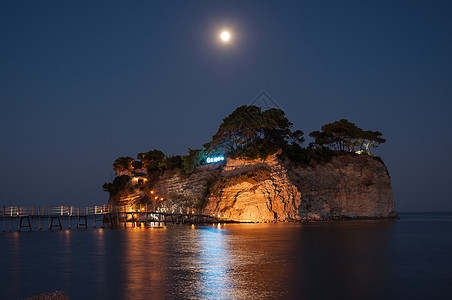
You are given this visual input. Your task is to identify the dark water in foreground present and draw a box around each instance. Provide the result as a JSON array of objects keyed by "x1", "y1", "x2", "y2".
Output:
[{"x1": 1, "y1": 213, "x2": 452, "y2": 300}]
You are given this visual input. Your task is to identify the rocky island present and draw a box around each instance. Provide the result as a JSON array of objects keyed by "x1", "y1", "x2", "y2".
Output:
[{"x1": 104, "y1": 105, "x2": 397, "y2": 222}]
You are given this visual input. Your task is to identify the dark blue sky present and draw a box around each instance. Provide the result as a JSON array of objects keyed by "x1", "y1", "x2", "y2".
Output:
[{"x1": 1, "y1": 1, "x2": 451, "y2": 211}]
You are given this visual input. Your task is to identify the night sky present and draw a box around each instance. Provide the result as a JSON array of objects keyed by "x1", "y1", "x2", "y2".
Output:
[{"x1": 1, "y1": 1, "x2": 451, "y2": 212}]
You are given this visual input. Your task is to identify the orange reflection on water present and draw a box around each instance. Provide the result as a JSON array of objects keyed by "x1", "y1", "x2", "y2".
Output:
[
  {"x1": 122, "y1": 227, "x2": 169, "y2": 300},
  {"x1": 114, "y1": 221, "x2": 397, "y2": 299}
]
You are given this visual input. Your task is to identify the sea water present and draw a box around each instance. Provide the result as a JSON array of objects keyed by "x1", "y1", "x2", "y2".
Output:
[{"x1": 1, "y1": 213, "x2": 451, "y2": 300}]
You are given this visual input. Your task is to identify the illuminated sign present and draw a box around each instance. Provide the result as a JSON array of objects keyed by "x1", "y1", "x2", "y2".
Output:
[{"x1": 206, "y1": 156, "x2": 225, "y2": 163}]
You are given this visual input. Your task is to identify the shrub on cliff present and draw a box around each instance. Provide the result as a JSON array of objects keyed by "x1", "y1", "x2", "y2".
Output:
[
  {"x1": 229, "y1": 140, "x2": 279, "y2": 160},
  {"x1": 281, "y1": 143, "x2": 335, "y2": 165},
  {"x1": 159, "y1": 155, "x2": 182, "y2": 171},
  {"x1": 181, "y1": 148, "x2": 205, "y2": 174},
  {"x1": 102, "y1": 175, "x2": 130, "y2": 196}
]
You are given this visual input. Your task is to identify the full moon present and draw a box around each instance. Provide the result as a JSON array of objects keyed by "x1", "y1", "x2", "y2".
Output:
[{"x1": 221, "y1": 31, "x2": 230, "y2": 41}]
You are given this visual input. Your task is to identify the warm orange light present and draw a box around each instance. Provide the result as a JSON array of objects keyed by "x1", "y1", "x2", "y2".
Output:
[
  {"x1": 160, "y1": 198, "x2": 164, "y2": 201},
  {"x1": 150, "y1": 191, "x2": 154, "y2": 194},
  {"x1": 155, "y1": 196, "x2": 158, "y2": 200}
]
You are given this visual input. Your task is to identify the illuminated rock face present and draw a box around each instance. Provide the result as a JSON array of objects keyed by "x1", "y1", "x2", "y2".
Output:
[
  {"x1": 109, "y1": 153, "x2": 396, "y2": 221},
  {"x1": 205, "y1": 155, "x2": 302, "y2": 221},
  {"x1": 205, "y1": 154, "x2": 396, "y2": 221}
]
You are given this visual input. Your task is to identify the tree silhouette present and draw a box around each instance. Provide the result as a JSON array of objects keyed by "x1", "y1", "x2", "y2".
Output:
[
  {"x1": 208, "y1": 105, "x2": 304, "y2": 159},
  {"x1": 137, "y1": 149, "x2": 165, "y2": 173},
  {"x1": 310, "y1": 119, "x2": 386, "y2": 154}
]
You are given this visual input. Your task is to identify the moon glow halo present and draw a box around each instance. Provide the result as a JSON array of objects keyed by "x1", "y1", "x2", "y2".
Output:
[{"x1": 220, "y1": 31, "x2": 230, "y2": 41}]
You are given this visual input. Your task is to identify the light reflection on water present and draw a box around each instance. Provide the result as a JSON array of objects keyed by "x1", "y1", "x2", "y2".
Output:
[
  {"x1": 197, "y1": 226, "x2": 231, "y2": 299},
  {"x1": 122, "y1": 227, "x2": 169, "y2": 299},
  {"x1": 1, "y1": 214, "x2": 452, "y2": 299}
]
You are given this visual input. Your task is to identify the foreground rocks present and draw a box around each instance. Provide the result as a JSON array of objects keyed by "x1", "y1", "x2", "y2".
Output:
[{"x1": 24, "y1": 291, "x2": 70, "y2": 300}]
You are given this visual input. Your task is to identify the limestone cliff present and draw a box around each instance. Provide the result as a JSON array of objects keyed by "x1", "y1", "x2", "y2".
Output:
[
  {"x1": 285, "y1": 154, "x2": 396, "y2": 220},
  {"x1": 108, "y1": 153, "x2": 397, "y2": 221},
  {"x1": 108, "y1": 164, "x2": 219, "y2": 209}
]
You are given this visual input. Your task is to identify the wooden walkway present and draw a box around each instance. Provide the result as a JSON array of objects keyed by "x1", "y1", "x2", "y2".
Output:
[{"x1": 1, "y1": 205, "x2": 222, "y2": 232}]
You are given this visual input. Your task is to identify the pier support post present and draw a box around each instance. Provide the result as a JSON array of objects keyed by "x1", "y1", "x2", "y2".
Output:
[
  {"x1": 10, "y1": 207, "x2": 13, "y2": 231},
  {"x1": 38, "y1": 205, "x2": 42, "y2": 231},
  {"x1": 19, "y1": 216, "x2": 32, "y2": 231},
  {"x1": 68, "y1": 206, "x2": 72, "y2": 229},
  {"x1": 77, "y1": 215, "x2": 87, "y2": 229},
  {"x1": 123, "y1": 206, "x2": 126, "y2": 228},
  {"x1": 93, "y1": 206, "x2": 96, "y2": 228},
  {"x1": 49, "y1": 216, "x2": 62, "y2": 230},
  {"x1": 47, "y1": 207, "x2": 51, "y2": 230}
]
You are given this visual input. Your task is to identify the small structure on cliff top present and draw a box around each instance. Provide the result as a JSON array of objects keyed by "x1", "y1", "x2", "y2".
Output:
[{"x1": 103, "y1": 105, "x2": 396, "y2": 222}]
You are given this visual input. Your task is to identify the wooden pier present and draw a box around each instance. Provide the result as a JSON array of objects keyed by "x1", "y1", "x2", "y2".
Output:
[{"x1": 1, "y1": 205, "x2": 222, "y2": 232}]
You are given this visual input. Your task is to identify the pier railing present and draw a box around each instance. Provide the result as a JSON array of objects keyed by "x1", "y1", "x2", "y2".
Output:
[
  {"x1": 1, "y1": 205, "x2": 109, "y2": 217},
  {"x1": 1, "y1": 204, "x2": 225, "y2": 232}
]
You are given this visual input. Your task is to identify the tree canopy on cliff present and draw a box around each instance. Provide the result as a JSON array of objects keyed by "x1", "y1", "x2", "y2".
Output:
[
  {"x1": 113, "y1": 156, "x2": 135, "y2": 175},
  {"x1": 309, "y1": 119, "x2": 386, "y2": 153},
  {"x1": 205, "y1": 105, "x2": 304, "y2": 159},
  {"x1": 137, "y1": 149, "x2": 165, "y2": 173}
]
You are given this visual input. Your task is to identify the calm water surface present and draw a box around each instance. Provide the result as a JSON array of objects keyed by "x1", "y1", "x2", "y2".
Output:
[{"x1": 1, "y1": 213, "x2": 452, "y2": 299}]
